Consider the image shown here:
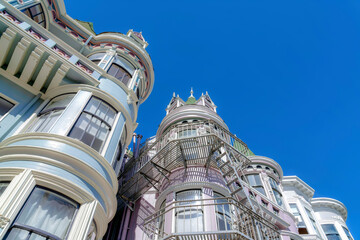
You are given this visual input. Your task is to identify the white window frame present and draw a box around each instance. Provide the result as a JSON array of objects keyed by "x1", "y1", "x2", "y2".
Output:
[{"x1": 0, "y1": 93, "x2": 17, "y2": 122}]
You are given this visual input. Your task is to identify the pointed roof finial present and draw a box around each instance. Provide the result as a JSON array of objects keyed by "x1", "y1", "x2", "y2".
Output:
[
  {"x1": 190, "y1": 87, "x2": 194, "y2": 97},
  {"x1": 206, "y1": 91, "x2": 209, "y2": 95},
  {"x1": 173, "y1": 92, "x2": 176, "y2": 97}
]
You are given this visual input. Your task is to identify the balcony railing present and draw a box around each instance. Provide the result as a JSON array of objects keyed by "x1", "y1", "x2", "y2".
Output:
[
  {"x1": 121, "y1": 120, "x2": 252, "y2": 183},
  {"x1": 142, "y1": 197, "x2": 280, "y2": 240}
]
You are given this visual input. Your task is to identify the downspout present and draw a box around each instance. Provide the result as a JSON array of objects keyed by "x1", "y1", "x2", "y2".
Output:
[{"x1": 119, "y1": 206, "x2": 132, "y2": 240}]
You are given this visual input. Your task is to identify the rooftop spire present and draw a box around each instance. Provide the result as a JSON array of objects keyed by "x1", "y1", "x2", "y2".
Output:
[{"x1": 190, "y1": 87, "x2": 194, "y2": 97}]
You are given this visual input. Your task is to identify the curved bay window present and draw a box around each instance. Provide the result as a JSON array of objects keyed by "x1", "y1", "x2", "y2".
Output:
[
  {"x1": 22, "y1": 4, "x2": 46, "y2": 27},
  {"x1": 214, "y1": 192, "x2": 232, "y2": 231},
  {"x1": 289, "y1": 203, "x2": 308, "y2": 234},
  {"x1": 245, "y1": 174, "x2": 266, "y2": 196},
  {"x1": 27, "y1": 94, "x2": 75, "y2": 133},
  {"x1": 322, "y1": 224, "x2": 341, "y2": 240},
  {"x1": 175, "y1": 190, "x2": 204, "y2": 233},
  {"x1": 68, "y1": 97, "x2": 117, "y2": 152},
  {"x1": 269, "y1": 177, "x2": 283, "y2": 206},
  {"x1": 5, "y1": 187, "x2": 78, "y2": 240},
  {"x1": 108, "y1": 64, "x2": 132, "y2": 86}
]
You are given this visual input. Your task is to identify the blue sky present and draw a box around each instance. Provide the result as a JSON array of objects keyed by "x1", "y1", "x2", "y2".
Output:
[{"x1": 66, "y1": 0, "x2": 360, "y2": 237}]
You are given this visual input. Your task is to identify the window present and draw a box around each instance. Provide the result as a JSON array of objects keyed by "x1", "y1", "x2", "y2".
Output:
[
  {"x1": 27, "y1": 94, "x2": 75, "y2": 133},
  {"x1": 158, "y1": 200, "x2": 166, "y2": 237},
  {"x1": 0, "y1": 96, "x2": 15, "y2": 119},
  {"x1": 86, "y1": 221, "x2": 97, "y2": 240},
  {"x1": 245, "y1": 174, "x2": 266, "y2": 196},
  {"x1": 322, "y1": 224, "x2": 341, "y2": 240},
  {"x1": 305, "y1": 208, "x2": 321, "y2": 237},
  {"x1": 269, "y1": 177, "x2": 283, "y2": 206},
  {"x1": 175, "y1": 190, "x2": 203, "y2": 232},
  {"x1": 68, "y1": 97, "x2": 117, "y2": 152},
  {"x1": 22, "y1": 4, "x2": 46, "y2": 27},
  {"x1": 113, "y1": 126, "x2": 127, "y2": 175},
  {"x1": 214, "y1": 192, "x2": 231, "y2": 231},
  {"x1": 107, "y1": 64, "x2": 132, "y2": 86},
  {"x1": 5, "y1": 187, "x2": 78, "y2": 240},
  {"x1": 0, "y1": 181, "x2": 10, "y2": 197},
  {"x1": 289, "y1": 203, "x2": 308, "y2": 234},
  {"x1": 342, "y1": 226, "x2": 353, "y2": 240},
  {"x1": 178, "y1": 129, "x2": 197, "y2": 138}
]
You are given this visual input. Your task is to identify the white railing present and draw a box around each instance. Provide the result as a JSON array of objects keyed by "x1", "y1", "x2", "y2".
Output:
[
  {"x1": 121, "y1": 120, "x2": 252, "y2": 182},
  {"x1": 142, "y1": 197, "x2": 280, "y2": 240}
]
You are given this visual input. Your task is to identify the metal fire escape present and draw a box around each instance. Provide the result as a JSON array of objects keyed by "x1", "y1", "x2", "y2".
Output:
[{"x1": 118, "y1": 120, "x2": 280, "y2": 240}]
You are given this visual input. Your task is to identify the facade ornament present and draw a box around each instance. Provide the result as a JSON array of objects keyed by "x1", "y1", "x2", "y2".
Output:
[{"x1": 0, "y1": 215, "x2": 10, "y2": 229}]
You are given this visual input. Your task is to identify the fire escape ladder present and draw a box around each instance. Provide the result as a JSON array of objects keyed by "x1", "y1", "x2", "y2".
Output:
[{"x1": 216, "y1": 146, "x2": 271, "y2": 240}]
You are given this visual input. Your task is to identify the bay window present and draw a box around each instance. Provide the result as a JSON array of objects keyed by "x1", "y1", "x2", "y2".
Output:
[
  {"x1": 175, "y1": 190, "x2": 203, "y2": 232},
  {"x1": 214, "y1": 192, "x2": 231, "y2": 231},
  {"x1": 27, "y1": 94, "x2": 75, "y2": 133},
  {"x1": 22, "y1": 3, "x2": 46, "y2": 28},
  {"x1": 269, "y1": 177, "x2": 283, "y2": 206},
  {"x1": 342, "y1": 226, "x2": 353, "y2": 240},
  {"x1": 68, "y1": 97, "x2": 117, "y2": 152},
  {"x1": 5, "y1": 187, "x2": 78, "y2": 240},
  {"x1": 246, "y1": 174, "x2": 266, "y2": 196},
  {"x1": 322, "y1": 224, "x2": 341, "y2": 240},
  {"x1": 305, "y1": 208, "x2": 321, "y2": 237},
  {"x1": 289, "y1": 203, "x2": 308, "y2": 234}
]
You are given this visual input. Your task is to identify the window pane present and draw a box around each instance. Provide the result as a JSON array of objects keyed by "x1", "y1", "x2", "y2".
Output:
[
  {"x1": 107, "y1": 64, "x2": 132, "y2": 86},
  {"x1": 0, "y1": 97, "x2": 14, "y2": 118},
  {"x1": 342, "y1": 226, "x2": 353, "y2": 240},
  {"x1": 16, "y1": 188, "x2": 77, "y2": 239},
  {"x1": 6, "y1": 228, "x2": 29, "y2": 240},
  {"x1": 0, "y1": 182, "x2": 9, "y2": 196},
  {"x1": 69, "y1": 97, "x2": 116, "y2": 152},
  {"x1": 176, "y1": 190, "x2": 203, "y2": 232}
]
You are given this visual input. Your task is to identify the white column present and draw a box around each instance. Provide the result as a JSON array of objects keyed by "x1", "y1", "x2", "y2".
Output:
[{"x1": 0, "y1": 169, "x2": 35, "y2": 238}]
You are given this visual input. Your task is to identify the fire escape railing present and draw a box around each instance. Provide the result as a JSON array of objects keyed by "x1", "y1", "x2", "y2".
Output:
[
  {"x1": 120, "y1": 120, "x2": 252, "y2": 186},
  {"x1": 142, "y1": 197, "x2": 280, "y2": 240}
]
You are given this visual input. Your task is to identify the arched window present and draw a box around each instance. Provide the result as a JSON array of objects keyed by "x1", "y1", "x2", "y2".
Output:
[
  {"x1": 5, "y1": 187, "x2": 78, "y2": 240},
  {"x1": 22, "y1": 4, "x2": 46, "y2": 27},
  {"x1": 107, "y1": 64, "x2": 132, "y2": 86},
  {"x1": 68, "y1": 97, "x2": 117, "y2": 152},
  {"x1": 27, "y1": 94, "x2": 75, "y2": 133}
]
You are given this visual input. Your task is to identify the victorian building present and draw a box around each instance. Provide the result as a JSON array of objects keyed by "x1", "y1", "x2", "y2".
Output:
[
  {"x1": 0, "y1": 0, "x2": 154, "y2": 239},
  {"x1": 113, "y1": 91, "x2": 354, "y2": 240},
  {"x1": 0, "y1": 0, "x2": 355, "y2": 239}
]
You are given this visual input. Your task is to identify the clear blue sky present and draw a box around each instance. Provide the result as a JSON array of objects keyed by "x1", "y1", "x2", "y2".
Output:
[{"x1": 66, "y1": 0, "x2": 359, "y2": 237}]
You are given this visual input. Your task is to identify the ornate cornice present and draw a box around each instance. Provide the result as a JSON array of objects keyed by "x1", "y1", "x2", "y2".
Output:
[{"x1": 311, "y1": 197, "x2": 347, "y2": 221}]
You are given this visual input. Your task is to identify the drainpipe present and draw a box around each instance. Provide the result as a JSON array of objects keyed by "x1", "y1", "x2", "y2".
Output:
[
  {"x1": 135, "y1": 134, "x2": 142, "y2": 158},
  {"x1": 119, "y1": 206, "x2": 132, "y2": 240}
]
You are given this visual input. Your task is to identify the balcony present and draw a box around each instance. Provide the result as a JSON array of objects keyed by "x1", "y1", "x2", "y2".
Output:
[
  {"x1": 142, "y1": 197, "x2": 279, "y2": 240},
  {"x1": 118, "y1": 120, "x2": 252, "y2": 201}
]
